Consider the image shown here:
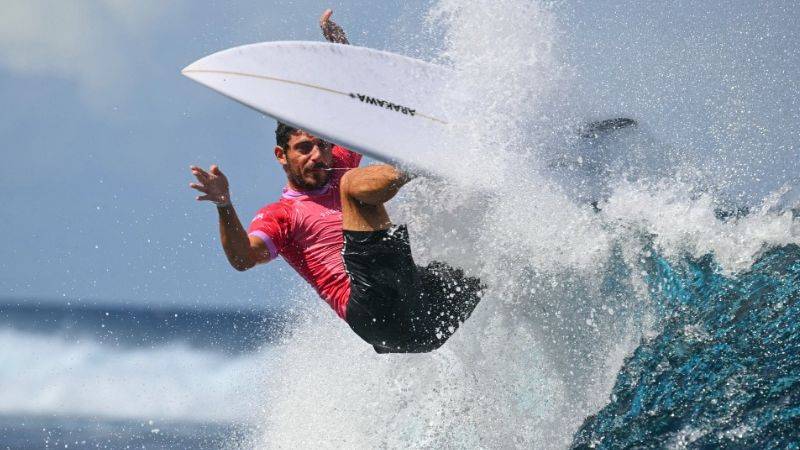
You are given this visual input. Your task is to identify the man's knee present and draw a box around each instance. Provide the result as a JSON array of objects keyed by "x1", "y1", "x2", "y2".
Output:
[
  {"x1": 340, "y1": 165, "x2": 405, "y2": 206},
  {"x1": 340, "y1": 169, "x2": 355, "y2": 198},
  {"x1": 342, "y1": 165, "x2": 403, "y2": 187}
]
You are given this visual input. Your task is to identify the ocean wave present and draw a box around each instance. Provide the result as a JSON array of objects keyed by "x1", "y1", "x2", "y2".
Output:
[
  {"x1": 0, "y1": 328, "x2": 272, "y2": 423},
  {"x1": 573, "y1": 245, "x2": 800, "y2": 448}
]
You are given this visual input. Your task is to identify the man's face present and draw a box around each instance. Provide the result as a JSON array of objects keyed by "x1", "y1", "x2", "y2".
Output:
[{"x1": 275, "y1": 131, "x2": 333, "y2": 190}]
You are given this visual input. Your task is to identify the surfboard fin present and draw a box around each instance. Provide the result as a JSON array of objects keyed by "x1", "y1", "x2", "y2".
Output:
[{"x1": 578, "y1": 118, "x2": 637, "y2": 139}]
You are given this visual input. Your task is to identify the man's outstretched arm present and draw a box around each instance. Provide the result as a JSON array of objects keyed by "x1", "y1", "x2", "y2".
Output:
[{"x1": 190, "y1": 165, "x2": 270, "y2": 271}]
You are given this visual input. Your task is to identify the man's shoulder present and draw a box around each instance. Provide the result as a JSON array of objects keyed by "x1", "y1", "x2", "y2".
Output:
[
  {"x1": 332, "y1": 145, "x2": 362, "y2": 169},
  {"x1": 252, "y1": 198, "x2": 294, "y2": 222}
]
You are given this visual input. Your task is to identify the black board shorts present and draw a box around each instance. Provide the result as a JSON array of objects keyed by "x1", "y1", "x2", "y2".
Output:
[{"x1": 342, "y1": 225, "x2": 484, "y2": 354}]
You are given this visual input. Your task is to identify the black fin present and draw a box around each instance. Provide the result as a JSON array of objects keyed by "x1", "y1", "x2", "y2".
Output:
[{"x1": 579, "y1": 118, "x2": 637, "y2": 138}]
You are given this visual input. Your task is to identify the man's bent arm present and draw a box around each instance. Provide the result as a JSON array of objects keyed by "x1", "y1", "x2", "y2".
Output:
[{"x1": 217, "y1": 204, "x2": 268, "y2": 271}]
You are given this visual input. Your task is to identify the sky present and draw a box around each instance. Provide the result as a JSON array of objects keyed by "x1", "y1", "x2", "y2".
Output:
[{"x1": 1, "y1": 0, "x2": 432, "y2": 311}]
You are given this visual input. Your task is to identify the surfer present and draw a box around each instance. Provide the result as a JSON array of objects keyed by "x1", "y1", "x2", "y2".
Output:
[{"x1": 189, "y1": 10, "x2": 482, "y2": 353}]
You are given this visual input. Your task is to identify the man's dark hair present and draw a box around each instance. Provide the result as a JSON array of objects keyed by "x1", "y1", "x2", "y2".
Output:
[{"x1": 275, "y1": 122, "x2": 300, "y2": 150}]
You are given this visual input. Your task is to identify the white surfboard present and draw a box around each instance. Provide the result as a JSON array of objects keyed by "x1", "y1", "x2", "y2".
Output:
[{"x1": 182, "y1": 41, "x2": 456, "y2": 177}]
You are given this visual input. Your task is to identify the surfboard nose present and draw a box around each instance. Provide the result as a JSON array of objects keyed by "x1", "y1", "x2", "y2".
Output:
[
  {"x1": 182, "y1": 48, "x2": 229, "y2": 78},
  {"x1": 181, "y1": 58, "x2": 209, "y2": 78}
]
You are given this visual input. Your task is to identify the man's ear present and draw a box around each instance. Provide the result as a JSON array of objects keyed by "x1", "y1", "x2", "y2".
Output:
[{"x1": 274, "y1": 146, "x2": 288, "y2": 165}]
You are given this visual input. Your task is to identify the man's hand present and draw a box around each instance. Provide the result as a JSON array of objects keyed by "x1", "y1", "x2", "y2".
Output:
[
  {"x1": 190, "y1": 164, "x2": 267, "y2": 271},
  {"x1": 320, "y1": 9, "x2": 349, "y2": 44},
  {"x1": 190, "y1": 165, "x2": 231, "y2": 207}
]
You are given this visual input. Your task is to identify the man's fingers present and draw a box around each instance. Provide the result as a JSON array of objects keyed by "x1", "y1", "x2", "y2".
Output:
[
  {"x1": 190, "y1": 164, "x2": 227, "y2": 204},
  {"x1": 191, "y1": 165, "x2": 209, "y2": 176},
  {"x1": 190, "y1": 165, "x2": 208, "y2": 174},
  {"x1": 192, "y1": 171, "x2": 209, "y2": 183},
  {"x1": 192, "y1": 165, "x2": 223, "y2": 178},
  {"x1": 189, "y1": 182, "x2": 209, "y2": 193}
]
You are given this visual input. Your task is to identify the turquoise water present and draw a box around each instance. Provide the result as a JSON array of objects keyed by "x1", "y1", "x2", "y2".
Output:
[{"x1": 573, "y1": 244, "x2": 800, "y2": 448}]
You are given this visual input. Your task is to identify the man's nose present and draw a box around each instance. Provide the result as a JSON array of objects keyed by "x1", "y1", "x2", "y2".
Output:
[
  {"x1": 310, "y1": 143, "x2": 329, "y2": 163},
  {"x1": 308, "y1": 144, "x2": 322, "y2": 162}
]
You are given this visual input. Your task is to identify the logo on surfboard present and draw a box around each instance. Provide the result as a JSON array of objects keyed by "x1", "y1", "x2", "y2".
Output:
[{"x1": 349, "y1": 93, "x2": 416, "y2": 117}]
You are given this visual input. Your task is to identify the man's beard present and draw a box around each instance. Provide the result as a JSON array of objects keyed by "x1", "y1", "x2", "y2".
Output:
[{"x1": 289, "y1": 168, "x2": 330, "y2": 191}]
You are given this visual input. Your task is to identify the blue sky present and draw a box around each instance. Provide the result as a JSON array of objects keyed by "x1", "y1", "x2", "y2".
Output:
[{"x1": 2, "y1": 0, "x2": 432, "y2": 310}]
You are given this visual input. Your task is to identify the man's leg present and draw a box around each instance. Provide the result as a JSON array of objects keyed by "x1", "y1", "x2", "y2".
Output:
[
  {"x1": 340, "y1": 164, "x2": 411, "y2": 231},
  {"x1": 340, "y1": 165, "x2": 482, "y2": 353},
  {"x1": 340, "y1": 164, "x2": 415, "y2": 352}
]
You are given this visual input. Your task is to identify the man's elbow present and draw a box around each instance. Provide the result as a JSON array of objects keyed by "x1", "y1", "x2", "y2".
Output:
[{"x1": 230, "y1": 257, "x2": 256, "y2": 272}]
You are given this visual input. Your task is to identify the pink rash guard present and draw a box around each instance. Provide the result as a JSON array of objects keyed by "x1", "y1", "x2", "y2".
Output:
[{"x1": 247, "y1": 146, "x2": 362, "y2": 319}]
